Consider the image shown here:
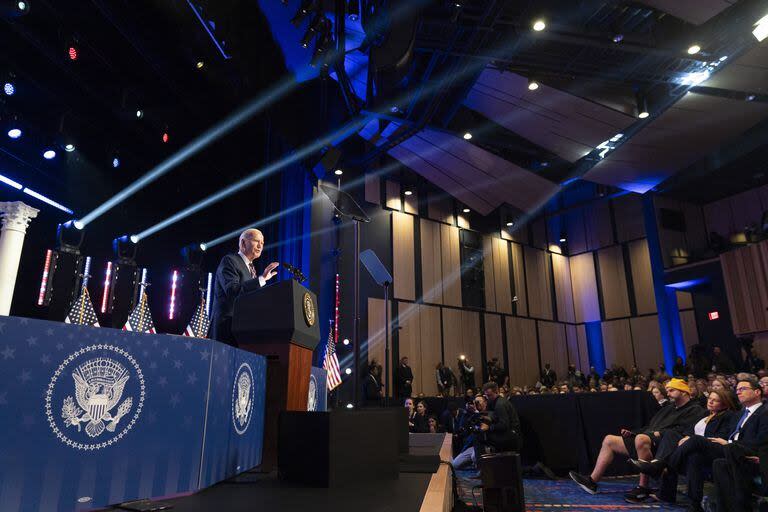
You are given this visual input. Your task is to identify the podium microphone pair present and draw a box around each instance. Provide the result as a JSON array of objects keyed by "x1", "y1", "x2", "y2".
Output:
[{"x1": 281, "y1": 262, "x2": 306, "y2": 283}]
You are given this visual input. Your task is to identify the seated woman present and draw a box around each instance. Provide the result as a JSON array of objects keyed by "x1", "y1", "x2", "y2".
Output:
[
  {"x1": 412, "y1": 400, "x2": 430, "y2": 433},
  {"x1": 427, "y1": 415, "x2": 443, "y2": 433},
  {"x1": 404, "y1": 397, "x2": 416, "y2": 432},
  {"x1": 628, "y1": 388, "x2": 737, "y2": 509}
]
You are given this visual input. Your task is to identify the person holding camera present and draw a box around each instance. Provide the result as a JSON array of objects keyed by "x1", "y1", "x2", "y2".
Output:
[
  {"x1": 452, "y1": 395, "x2": 489, "y2": 468},
  {"x1": 477, "y1": 381, "x2": 522, "y2": 454},
  {"x1": 458, "y1": 356, "x2": 475, "y2": 395}
]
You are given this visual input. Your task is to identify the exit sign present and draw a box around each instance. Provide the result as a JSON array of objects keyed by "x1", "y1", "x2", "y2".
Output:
[{"x1": 708, "y1": 311, "x2": 720, "y2": 321}]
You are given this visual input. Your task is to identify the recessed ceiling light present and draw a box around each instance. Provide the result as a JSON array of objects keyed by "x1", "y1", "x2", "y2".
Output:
[
  {"x1": 528, "y1": 79, "x2": 540, "y2": 91},
  {"x1": 638, "y1": 111, "x2": 649, "y2": 119},
  {"x1": 687, "y1": 44, "x2": 701, "y2": 55},
  {"x1": 334, "y1": 169, "x2": 343, "y2": 176},
  {"x1": 404, "y1": 190, "x2": 413, "y2": 196},
  {"x1": 8, "y1": 128, "x2": 22, "y2": 139},
  {"x1": 532, "y1": 19, "x2": 546, "y2": 31},
  {"x1": 506, "y1": 221, "x2": 514, "y2": 227},
  {"x1": 64, "y1": 143, "x2": 75, "y2": 152},
  {"x1": 463, "y1": 132, "x2": 472, "y2": 140},
  {"x1": 196, "y1": 61, "x2": 205, "y2": 69},
  {"x1": 559, "y1": 237, "x2": 566, "y2": 243},
  {"x1": 462, "y1": 208, "x2": 470, "y2": 213},
  {"x1": 753, "y1": 14, "x2": 768, "y2": 42}
]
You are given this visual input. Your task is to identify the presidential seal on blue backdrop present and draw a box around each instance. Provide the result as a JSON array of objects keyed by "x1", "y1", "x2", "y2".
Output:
[
  {"x1": 231, "y1": 362, "x2": 254, "y2": 435},
  {"x1": 44, "y1": 344, "x2": 146, "y2": 451},
  {"x1": 307, "y1": 373, "x2": 318, "y2": 411}
]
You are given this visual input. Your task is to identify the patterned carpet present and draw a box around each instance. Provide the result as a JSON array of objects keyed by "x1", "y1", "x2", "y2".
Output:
[{"x1": 455, "y1": 472, "x2": 690, "y2": 511}]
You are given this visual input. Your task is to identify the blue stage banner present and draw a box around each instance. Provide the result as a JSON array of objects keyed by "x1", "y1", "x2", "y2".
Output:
[
  {"x1": 0, "y1": 316, "x2": 266, "y2": 512},
  {"x1": 308, "y1": 366, "x2": 327, "y2": 412}
]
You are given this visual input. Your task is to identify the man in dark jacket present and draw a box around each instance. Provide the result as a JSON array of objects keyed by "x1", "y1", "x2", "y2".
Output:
[
  {"x1": 479, "y1": 381, "x2": 521, "y2": 453},
  {"x1": 395, "y1": 357, "x2": 414, "y2": 399},
  {"x1": 570, "y1": 378, "x2": 704, "y2": 499},
  {"x1": 712, "y1": 378, "x2": 768, "y2": 512},
  {"x1": 540, "y1": 363, "x2": 557, "y2": 387}
]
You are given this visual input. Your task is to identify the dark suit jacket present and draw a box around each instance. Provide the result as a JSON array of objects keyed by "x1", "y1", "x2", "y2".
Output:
[
  {"x1": 683, "y1": 410, "x2": 737, "y2": 438},
  {"x1": 731, "y1": 403, "x2": 768, "y2": 451},
  {"x1": 210, "y1": 253, "x2": 263, "y2": 346}
]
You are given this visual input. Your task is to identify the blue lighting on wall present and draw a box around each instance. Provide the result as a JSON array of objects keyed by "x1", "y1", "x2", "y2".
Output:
[
  {"x1": 0, "y1": 173, "x2": 74, "y2": 214},
  {"x1": 666, "y1": 278, "x2": 708, "y2": 290},
  {"x1": 585, "y1": 321, "x2": 606, "y2": 375}
]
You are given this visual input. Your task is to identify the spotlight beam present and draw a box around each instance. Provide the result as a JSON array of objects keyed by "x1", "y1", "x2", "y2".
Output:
[
  {"x1": 132, "y1": 117, "x2": 369, "y2": 241},
  {"x1": 76, "y1": 77, "x2": 299, "y2": 228}
]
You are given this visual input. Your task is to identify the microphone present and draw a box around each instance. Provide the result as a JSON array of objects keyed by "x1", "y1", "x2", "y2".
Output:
[{"x1": 281, "y1": 262, "x2": 307, "y2": 283}]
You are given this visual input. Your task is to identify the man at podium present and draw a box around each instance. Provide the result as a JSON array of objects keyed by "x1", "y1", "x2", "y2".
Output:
[{"x1": 211, "y1": 228, "x2": 279, "y2": 346}]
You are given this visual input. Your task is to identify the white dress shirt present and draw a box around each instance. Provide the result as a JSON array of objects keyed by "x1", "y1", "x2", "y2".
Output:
[
  {"x1": 239, "y1": 252, "x2": 266, "y2": 288},
  {"x1": 693, "y1": 416, "x2": 707, "y2": 437}
]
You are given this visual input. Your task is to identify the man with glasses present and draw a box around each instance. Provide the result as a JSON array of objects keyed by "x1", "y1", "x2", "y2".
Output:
[
  {"x1": 712, "y1": 378, "x2": 768, "y2": 512},
  {"x1": 211, "y1": 228, "x2": 279, "y2": 346}
]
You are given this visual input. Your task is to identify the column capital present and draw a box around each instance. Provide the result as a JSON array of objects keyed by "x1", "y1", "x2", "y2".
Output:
[{"x1": 0, "y1": 201, "x2": 40, "y2": 234}]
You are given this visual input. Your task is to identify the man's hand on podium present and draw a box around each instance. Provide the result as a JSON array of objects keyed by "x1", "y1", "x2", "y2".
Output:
[{"x1": 262, "y1": 262, "x2": 280, "y2": 282}]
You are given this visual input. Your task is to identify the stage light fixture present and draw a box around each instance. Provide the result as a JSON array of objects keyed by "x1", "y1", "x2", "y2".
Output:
[
  {"x1": 462, "y1": 207, "x2": 470, "y2": 213},
  {"x1": 73, "y1": 220, "x2": 84, "y2": 230},
  {"x1": 343, "y1": 338, "x2": 350, "y2": 345},
  {"x1": 334, "y1": 169, "x2": 343, "y2": 175},
  {"x1": 687, "y1": 44, "x2": 701, "y2": 55},
  {"x1": 169, "y1": 270, "x2": 179, "y2": 320},
  {"x1": 43, "y1": 149, "x2": 56, "y2": 160},
  {"x1": 135, "y1": 109, "x2": 144, "y2": 119},
  {"x1": 162, "y1": 131, "x2": 169, "y2": 143},
  {"x1": 113, "y1": 236, "x2": 138, "y2": 262},
  {"x1": 612, "y1": 34, "x2": 624, "y2": 43},
  {"x1": 100, "y1": 261, "x2": 113, "y2": 313},
  {"x1": 345, "y1": 368, "x2": 352, "y2": 375},
  {"x1": 16, "y1": 1, "x2": 29, "y2": 14},
  {"x1": 8, "y1": 128, "x2": 21, "y2": 139},
  {"x1": 129, "y1": 235, "x2": 139, "y2": 244},
  {"x1": 68, "y1": 45, "x2": 78, "y2": 61},
  {"x1": 64, "y1": 143, "x2": 75, "y2": 152},
  {"x1": 404, "y1": 190, "x2": 413, "y2": 196},
  {"x1": 0, "y1": 173, "x2": 22, "y2": 189},
  {"x1": 346, "y1": 403, "x2": 354, "y2": 409},
  {"x1": 463, "y1": 132, "x2": 472, "y2": 140},
  {"x1": 301, "y1": 15, "x2": 325, "y2": 48},
  {"x1": 23, "y1": 187, "x2": 73, "y2": 213},
  {"x1": 196, "y1": 61, "x2": 205, "y2": 70},
  {"x1": 3, "y1": 82, "x2": 14, "y2": 95},
  {"x1": 527, "y1": 79, "x2": 540, "y2": 91},
  {"x1": 112, "y1": 156, "x2": 120, "y2": 168},
  {"x1": 636, "y1": 93, "x2": 649, "y2": 119},
  {"x1": 532, "y1": 19, "x2": 546, "y2": 31},
  {"x1": 754, "y1": 14, "x2": 768, "y2": 42},
  {"x1": 199, "y1": 243, "x2": 207, "y2": 251}
]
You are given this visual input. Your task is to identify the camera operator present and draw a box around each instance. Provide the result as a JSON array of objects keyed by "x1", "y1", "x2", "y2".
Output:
[
  {"x1": 477, "y1": 381, "x2": 522, "y2": 455},
  {"x1": 452, "y1": 395, "x2": 488, "y2": 468}
]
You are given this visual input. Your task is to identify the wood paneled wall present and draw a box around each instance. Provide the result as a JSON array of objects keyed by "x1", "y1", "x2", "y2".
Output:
[
  {"x1": 570, "y1": 253, "x2": 601, "y2": 323},
  {"x1": 628, "y1": 239, "x2": 657, "y2": 315},
  {"x1": 505, "y1": 316, "x2": 539, "y2": 387},
  {"x1": 680, "y1": 310, "x2": 700, "y2": 351},
  {"x1": 392, "y1": 212, "x2": 416, "y2": 301},
  {"x1": 601, "y1": 319, "x2": 635, "y2": 370},
  {"x1": 367, "y1": 298, "x2": 392, "y2": 394},
  {"x1": 524, "y1": 246, "x2": 553, "y2": 320},
  {"x1": 421, "y1": 219, "x2": 443, "y2": 305},
  {"x1": 630, "y1": 315, "x2": 663, "y2": 373},
  {"x1": 483, "y1": 237, "x2": 513, "y2": 314},
  {"x1": 510, "y1": 243, "x2": 528, "y2": 316},
  {"x1": 720, "y1": 241, "x2": 768, "y2": 335},
  {"x1": 552, "y1": 253, "x2": 576, "y2": 323},
  {"x1": 440, "y1": 224, "x2": 462, "y2": 307},
  {"x1": 418, "y1": 305, "x2": 442, "y2": 396},
  {"x1": 386, "y1": 180, "x2": 402, "y2": 210},
  {"x1": 442, "y1": 309, "x2": 482, "y2": 374},
  {"x1": 597, "y1": 245, "x2": 631, "y2": 319},
  {"x1": 614, "y1": 195, "x2": 645, "y2": 242},
  {"x1": 538, "y1": 321, "x2": 568, "y2": 379},
  {"x1": 484, "y1": 314, "x2": 504, "y2": 365}
]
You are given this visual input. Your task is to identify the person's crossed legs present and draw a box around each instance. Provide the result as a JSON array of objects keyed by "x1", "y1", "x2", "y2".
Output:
[{"x1": 570, "y1": 433, "x2": 654, "y2": 497}]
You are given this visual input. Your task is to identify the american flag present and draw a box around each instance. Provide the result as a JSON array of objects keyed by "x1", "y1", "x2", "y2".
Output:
[
  {"x1": 122, "y1": 292, "x2": 156, "y2": 334},
  {"x1": 323, "y1": 324, "x2": 342, "y2": 391},
  {"x1": 64, "y1": 288, "x2": 100, "y2": 327},
  {"x1": 183, "y1": 294, "x2": 210, "y2": 338}
]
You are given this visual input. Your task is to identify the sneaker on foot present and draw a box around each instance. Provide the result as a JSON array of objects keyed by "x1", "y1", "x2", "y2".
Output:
[
  {"x1": 568, "y1": 471, "x2": 597, "y2": 494},
  {"x1": 625, "y1": 486, "x2": 653, "y2": 503},
  {"x1": 629, "y1": 458, "x2": 666, "y2": 477}
]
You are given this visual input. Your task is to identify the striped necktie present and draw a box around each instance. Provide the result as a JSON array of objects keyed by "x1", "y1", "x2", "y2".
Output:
[{"x1": 247, "y1": 261, "x2": 257, "y2": 279}]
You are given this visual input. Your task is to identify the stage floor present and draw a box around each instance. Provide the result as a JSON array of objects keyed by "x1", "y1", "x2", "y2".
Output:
[{"x1": 161, "y1": 470, "x2": 432, "y2": 512}]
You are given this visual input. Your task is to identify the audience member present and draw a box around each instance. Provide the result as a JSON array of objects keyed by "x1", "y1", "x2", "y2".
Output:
[
  {"x1": 362, "y1": 361, "x2": 383, "y2": 405},
  {"x1": 412, "y1": 400, "x2": 430, "y2": 433},
  {"x1": 650, "y1": 385, "x2": 667, "y2": 405},
  {"x1": 569, "y1": 378, "x2": 704, "y2": 501},
  {"x1": 452, "y1": 395, "x2": 487, "y2": 469},
  {"x1": 711, "y1": 346, "x2": 735, "y2": 374},
  {"x1": 395, "y1": 356, "x2": 414, "y2": 399},
  {"x1": 427, "y1": 416, "x2": 443, "y2": 433},
  {"x1": 404, "y1": 397, "x2": 416, "y2": 432},
  {"x1": 477, "y1": 381, "x2": 521, "y2": 455},
  {"x1": 436, "y1": 362, "x2": 455, "y2": 397},
  {"x1": 629, "y1": 388, "x2": 738, "y2": 509},
  {"x1": 744, "y1": 345, "x2": 765, "y2": 374},
  {"x1": 540, "y1": 363, "x2": 557, "y2": 387},
  {"x1": 439, "y1": 401, "x2": 466, "y2": 435},
  {"x1": 673, "y1": 356, "x2": 688, "y2": 377},
  {"x1": 712, "y1": 377, "x2": 768, "y2": 512}
]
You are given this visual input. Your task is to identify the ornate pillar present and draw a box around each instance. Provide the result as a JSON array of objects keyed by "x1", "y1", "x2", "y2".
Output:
[{"x1": 0, "y1": 202, "x2": 39, "y2": 315}]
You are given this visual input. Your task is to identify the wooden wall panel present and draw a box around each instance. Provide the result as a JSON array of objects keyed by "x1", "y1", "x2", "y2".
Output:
[
  {"x1": 418, "y1": 304, "x2": 442, "y2": 396},
  {"x1": 420, "y1": 219, "x2": 443, "y2": 305},
  {"x1": 531, "y1": 218, "x2": 547, "y2": 250},
  {"x1": 601, "y1": 319, "x2": 635, "y2": 370},
  {"x1": 585, "y1": 201, "x2": 614, "y2": 251},
  {"x1": 403, "y1": 190, "x2": 418, "y2": 215},
  {"x1": 680, "y1": 310, "x2": 699, "y2": 353},
  {"x1": 538, "y1": 321, "x2": 568, "y2": 380},
  {"x1": 576, "y1": 324, "x2": 591, "y2": 374},
  {"x1": 460, "y1": 310, "x2": 482, "y2": 381},
  {"x1": 720, "y1": 242, "x2": 768, "y2": 335},
  {"x1": 613, "y1": 194, "x2": 645, "y2": 242},
  {"x1": 484, "y1": 314, "x2": 504, "y2": 367},
  {"x1": 397, "y1": 301, "x2": 421, "y2": 395},
  {"x1": 365, "y1": 173, "x2": 380, "y2": 204},
  {"x1": 676, "y1": 291, "x2": 694, "y2": 310},
  {"x1": 510, "y1": 243, "x2": 528, "y2": 316},
  {"x1": 505, "y1": 316, "x2": 539, "y2": 387},
  {"x1": 565, "y1": 210, "x2": 588, "y2": 255},
  {"x1": 441, "y1": 308, "x2": 463, "y2": 383},
  {"x1": 570, "y1": 253, "x2": 601, "y2": 323},
  {"x1": 428, "y1": 193, "x2": 454, "y2": 224},
  {"x1": 440, "y1": 225, "x2": 462, "y2": 307},
  {"x1": 552, "y1": 253, "x2": 576, "y2": 323},
  {"x1": 483, "y1": 236, "x2": 497, "y2": 312},
  {"x1": 367, "y1": 298, "x2": 392, "y2": 394},
  {"x1": 753, "y1": 331, "x2": 768, "y2": 366},
  {"x1": 392, "y1": 212, "x2": 416, "y2": 301},
  {"x1": 385, "y1": 180, "x2": 402, "y2": 210},
  {"x1": 564, "y1": 324, "x2": 582, "y2": 371},
  {"x1": 630, "y1": 315, "x2": 663, "y2": 374},
  {"x1": 628, "y1": 239, "x2": 657, "y2": 315},
  {"x1": 493, "y1": 238, "x2": 513, "y2": 314},
  {"x1": 683, "y1": 202, "x2": 708, "y2": 256},
  {"x1": 524, "y1": 246, "x2": 553, "y2": 320},
  {"x1": 456, "y1": 213, "x2": 470, "y2": 230},
  {"x1": 597, "y1": 245, "x2": 631, "y2": 319}
]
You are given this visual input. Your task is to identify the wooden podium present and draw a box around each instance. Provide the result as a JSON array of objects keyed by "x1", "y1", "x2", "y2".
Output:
[{"x1": 232, "y1": 279, "x2": 320, "y2": 467}]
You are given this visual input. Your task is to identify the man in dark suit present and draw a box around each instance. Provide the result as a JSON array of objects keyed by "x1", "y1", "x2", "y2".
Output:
[
  {"x1": 712, "y1": 378, "x2": 768, "y2": 512},
  {"x1": 210, "y1": 228, "x2": 279, "y2": 346}
]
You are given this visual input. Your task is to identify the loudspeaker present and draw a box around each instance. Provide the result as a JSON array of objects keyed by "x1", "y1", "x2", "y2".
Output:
[
  {"x1": 278, "y1": 409, "x2": 403, "y2": 487},
  {"x1": 479, "y1": 452, "x2": 525, "y2": 512}
]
